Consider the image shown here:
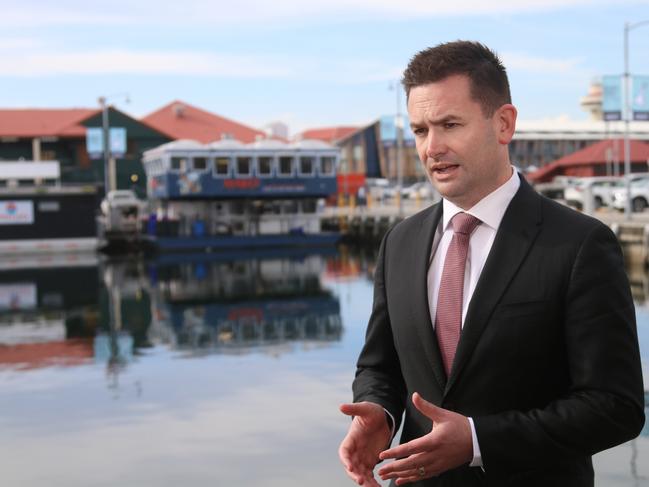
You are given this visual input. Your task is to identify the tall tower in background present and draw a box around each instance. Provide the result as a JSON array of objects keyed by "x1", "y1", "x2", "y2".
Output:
[{"x1": 580, "y1": 80, "x2": 603, "y2": 120}]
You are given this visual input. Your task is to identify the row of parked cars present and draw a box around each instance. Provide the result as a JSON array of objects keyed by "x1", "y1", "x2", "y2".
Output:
[
  {"x1": 365, "y1": 178, "x2": 439, "y2": 202},
  {"x1": 361, "y1": 174, "x2": 649, "y2": 213},
  {"x1": 538, "y1": 174, "x2": 649, "y2": 212}
]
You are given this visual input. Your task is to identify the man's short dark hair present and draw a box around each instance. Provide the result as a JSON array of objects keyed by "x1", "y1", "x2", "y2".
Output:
[{"x1": 402, "y1": 40, "x2": 511, "y2": 117}]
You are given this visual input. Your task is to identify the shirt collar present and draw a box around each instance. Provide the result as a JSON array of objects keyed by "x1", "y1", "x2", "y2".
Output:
[{"x1": 441, "y1": 167, "x2": 520, "y2": 231}]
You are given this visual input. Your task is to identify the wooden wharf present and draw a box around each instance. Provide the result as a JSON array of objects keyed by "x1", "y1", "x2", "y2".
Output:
[{"x1": 324, "y1": 199, "x2": 649, "y2": 266}]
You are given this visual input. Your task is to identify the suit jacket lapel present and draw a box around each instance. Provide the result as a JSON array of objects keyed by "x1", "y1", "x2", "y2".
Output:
[
  {"x1": 408, "y1": 202, "x2": 448, "y2": 391},
  {"x1": 444, "y1": 177, "x2": 543, "y2": 397}
]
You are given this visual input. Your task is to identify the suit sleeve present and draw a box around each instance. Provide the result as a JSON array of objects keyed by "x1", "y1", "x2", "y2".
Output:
[
  {"x1": 474, "y1": 223, "x2": 645, "y2": 468},
  {"x1": 352, "y1": 229, "x2": 407, "y2": 433}
]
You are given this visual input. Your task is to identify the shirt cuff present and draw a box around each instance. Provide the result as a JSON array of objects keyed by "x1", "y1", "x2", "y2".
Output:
[
  {"x1": 383, "y1": 408, "x2": 396, "y2": 440},
  {"x1": 467, "y1": 417, "x2": 483, "y2": 467}
]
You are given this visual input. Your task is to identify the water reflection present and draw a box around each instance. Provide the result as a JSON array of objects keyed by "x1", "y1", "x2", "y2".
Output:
[
  {"x1": 0, "y1": 248, "x2": 647, "y2": 486},
  {"x1": 0, "y1": 250, "x2": 346, "y2": 377},
  {"x1": 161, "y1": 257, "x2": 342, "y2": 358},
  {"x1": 0, "y1": 254, "x2": 99, "y2": 370}
]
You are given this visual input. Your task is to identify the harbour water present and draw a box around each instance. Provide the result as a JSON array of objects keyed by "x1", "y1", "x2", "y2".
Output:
[{"x1": 0, "y1": 247, "x2": 647, "y2": 486}]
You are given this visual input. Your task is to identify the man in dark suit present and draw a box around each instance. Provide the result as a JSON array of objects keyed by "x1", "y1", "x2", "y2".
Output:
[{"x1": 338, "y1": 41, "x2": 645, "y2": 486}]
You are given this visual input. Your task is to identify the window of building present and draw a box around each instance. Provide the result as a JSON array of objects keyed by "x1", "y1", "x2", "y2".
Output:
[
  {"x1": 353, "y1": 145, "x2": 363, "y2": 167},
  {"x1": 192, "y1": 157, "x2": 208, "y2": 171},
  {"x1": 214, "y1": 157, "x2": 230, "y2": 177},
  {"x1": 171, "y1": 157, "x2": 188, "y2": 171},
  {"x1": 320, "y1": 156, "x2": 336, "y2": 176},
  {"x1": 258, "y1": 156, "x2": 274, "y2": 177},
  {"x1": 299, "y1": 156, "x2": 315, "y2": 176},
  {"x1": 236, "y1": 156, "x2": 252, "y2": 177},
  {"x1": 41, "y1": 150, "x2": 56, "y2": 160},
  {"x1": 279, "y1": 156, "x2": 294, "y2": 176}
]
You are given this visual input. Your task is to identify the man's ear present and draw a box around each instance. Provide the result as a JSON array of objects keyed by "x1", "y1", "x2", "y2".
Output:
[{"x1": 494, "y1": 104, "x2": 517, "y2": 145}]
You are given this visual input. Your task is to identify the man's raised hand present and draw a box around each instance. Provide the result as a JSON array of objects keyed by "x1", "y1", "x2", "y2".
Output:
[
  {"x1": 377, "y1": 392, "x2": 473, "y2": 485},
  {"x1": 339, "y1": 401, "x2": 392, "y2": 486}
]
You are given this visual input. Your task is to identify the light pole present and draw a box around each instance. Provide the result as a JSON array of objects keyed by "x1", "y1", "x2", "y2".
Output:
[
  {"x1": 623, "y1": 19, "x2": 649, "y2": 219},
  {"x1": 390, "y1": 81, "x2": 405, "y2": 217},
  {"x1": 97, "y1": 93, "x2": 129, "y2": 196},
  {"x1": 396, "y1": 82, "x2": 404, "y2": 217}
]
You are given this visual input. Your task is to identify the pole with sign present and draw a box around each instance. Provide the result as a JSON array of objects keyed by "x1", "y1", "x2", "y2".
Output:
[{"x1": 623, "y1": 20, "x2": 649, "y2": 220}]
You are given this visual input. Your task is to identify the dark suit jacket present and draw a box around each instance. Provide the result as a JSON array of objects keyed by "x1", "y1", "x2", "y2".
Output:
[{"x1": 352, "y1": 176, "x2": 645, "y2": 487}]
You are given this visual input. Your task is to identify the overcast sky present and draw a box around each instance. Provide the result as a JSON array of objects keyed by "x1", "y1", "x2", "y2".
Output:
[{"x1": 1, "y1": 0, "x2": 648, "y2": 134}]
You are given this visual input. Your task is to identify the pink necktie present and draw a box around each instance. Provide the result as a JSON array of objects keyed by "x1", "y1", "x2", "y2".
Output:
[{"x1": 435, "y1": 212, "x2": 481, "y2": 376}]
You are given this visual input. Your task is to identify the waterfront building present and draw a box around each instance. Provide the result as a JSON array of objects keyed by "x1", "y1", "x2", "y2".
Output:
[
  {"x1": 512, "y1": 120, "x2": 649, "y2": 171},
  {"x1": 0, "y1": 108, "x2": 170, "y2": 196},
  {"x1": 301, "y1": 117, "x2": 649, "y2": 193},
  {"x1": 527, "y1": 138, "x2": 649, "y2": 183}
]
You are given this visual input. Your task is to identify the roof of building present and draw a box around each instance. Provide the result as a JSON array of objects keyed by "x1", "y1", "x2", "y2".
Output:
[
  {"x1": 296, "y1": 126, "x2": 358, "y2": 144},
  {"x1": 527, "y1": 138, "x2": 649, "y2": 182},
  {"x1": 141, "y1": 100, "x2": 267, "y2": 144},
  {"x1": 514, "y1": 118, "x2": 649, "y2": 140},
  {"x1": 0, "y1": 108, "x2": 100, "y2": 138}
]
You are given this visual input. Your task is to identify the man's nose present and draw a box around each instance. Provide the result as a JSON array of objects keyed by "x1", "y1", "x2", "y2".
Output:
[{"x1": 425, "y1": 131, "x2": 446, "y2": 160}]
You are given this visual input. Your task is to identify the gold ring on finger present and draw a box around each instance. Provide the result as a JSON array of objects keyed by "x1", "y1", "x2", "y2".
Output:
[{"x1": 418, "y1": 466, "x2": 425, "y2": 478}]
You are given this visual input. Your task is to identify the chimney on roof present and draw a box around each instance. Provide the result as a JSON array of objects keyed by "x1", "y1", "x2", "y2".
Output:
[{"x1": 172, "y1": 102, "x2": 186, "y2": 118}]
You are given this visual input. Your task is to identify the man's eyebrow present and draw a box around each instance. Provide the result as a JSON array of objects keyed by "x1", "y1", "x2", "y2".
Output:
[{"x1": 410, "y1": 115, "x2": 462, "y2": 129}]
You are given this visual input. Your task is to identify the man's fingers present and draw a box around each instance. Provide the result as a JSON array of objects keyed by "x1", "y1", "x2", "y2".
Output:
[
  {"x1": 412, "y1": 392, "x2": 446, "y2": 421},
  {"x1": 340, "y1": 402, "x2": 382, "y2": 418},
  {"x1": 378, "y1": 451, "x2": 431, "y2": 476},
  {"x1": 379, "y1": 435, "x2": 429, "y2": 460}
]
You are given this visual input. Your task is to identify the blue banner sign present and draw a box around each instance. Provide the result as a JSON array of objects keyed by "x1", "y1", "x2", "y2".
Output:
[
  {"x1": 109, "y1": 128, "x2": 127, "y2": 157},
  {"x1": 632, "y1": 75, "x2": 649, "y2": 121},
  {"x1": 86, "y1": 128, "x2": 103, "y2": 159},
  {"x1": 86, "y1": 127, "x2": 127, "y2": 159},
  {"x1": 602, "y1": 75, "x2": 622, "y2": 121}
]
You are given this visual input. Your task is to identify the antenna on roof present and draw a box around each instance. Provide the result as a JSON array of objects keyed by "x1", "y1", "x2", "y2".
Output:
[{"x1": 172, "y1": 103, "x2": 185, "y2": 118}]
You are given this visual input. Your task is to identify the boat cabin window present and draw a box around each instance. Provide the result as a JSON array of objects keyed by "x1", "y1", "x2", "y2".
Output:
[
  {"x1": 299, "y1": 156, "x2": 315, "y2": 176},
  {"x1": 231, "y1": 200, "x2": 246, "y2": 215},
  {"x1": 171, "y1": 157, "x2": 188, "y2": 172},
  {"x1": 192, "y1": 157, "x2": 209, "y2": 171},
  {"x1": 236, "y1": 156, "x2": 252, "y2": 177},
  {"x1": 257, "y1": 156, "x2": 274, "y2": 177},
  {"x1": 282, "y1": 200, "x2": 298, "y2": 213},
  {"x1": 214, "y1": 156, "x2": 230, "y2": 177},
  {"x1": 302, "y1": 199, "x2": 317, "y2": 213},
  {"x1": 279, "y1": 156, "x2": 294, "y2": 176},
  {"x1": 320, "y1": 156, "x2": 336, "y2": 176}
]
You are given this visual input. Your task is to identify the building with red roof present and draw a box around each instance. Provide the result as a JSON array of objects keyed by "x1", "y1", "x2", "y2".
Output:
[
  {"x1": 0, "y1": 108, "x2": 99, "y2": 138},
  {"x1": 0, "y1": 107, "x2": 171, "y2": 194},
  {"x1": 295, "y1": 126, "x2": 358, "y2": 145},
  {"x1": 527, "y1": 139, "x2": 649, "y2": 183},
  {"x1": 141, "y1": 100, "x2": 267, "y2": 144}
]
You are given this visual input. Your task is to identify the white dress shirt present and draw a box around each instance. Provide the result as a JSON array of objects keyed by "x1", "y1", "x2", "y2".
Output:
[{"x1": 428, "y1": 167, "x2": 520, "y2": 467}]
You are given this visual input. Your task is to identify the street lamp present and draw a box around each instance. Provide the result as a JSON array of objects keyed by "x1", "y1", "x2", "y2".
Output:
[
  {"x1": 390, "y1": 81, "x2": 405, "y2": 217},
  {"x1": 98, "y1": 93, "x2": 130, "y2": 195},
  {"x1": 623, "y1": 19, "x2": 649, "y2": 219}
]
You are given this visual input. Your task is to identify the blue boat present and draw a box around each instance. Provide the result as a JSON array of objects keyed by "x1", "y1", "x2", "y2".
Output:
[{"x1": 141, "y1": 138, "x2": 340, "y2": 252}]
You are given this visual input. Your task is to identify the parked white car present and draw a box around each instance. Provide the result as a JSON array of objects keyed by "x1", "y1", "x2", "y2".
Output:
[
  {"x1": 611, "y1": 174, "x2": 649, "y2": 212},
  {"x1": 563, "y1": 176, "x2": 624, "y2": 210}
]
